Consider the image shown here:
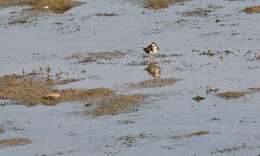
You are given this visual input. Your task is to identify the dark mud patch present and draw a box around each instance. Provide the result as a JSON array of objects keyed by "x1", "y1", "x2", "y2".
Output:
[
  {"x1": 211, "y1": 143, "x2": 253, "y2": 154},
  {"x1": 95, "y1": 13, "x2": 119, "y2": 17},
  {"x1": 143, "y1": 0, "x2": 187, "y2": 10},
  {"x1": 0, "y1": 0, "x2": 82, "y2": 14},
  {"x1": 0, "y1": 138, "x2": 32, "y2": 147},
  {"x1": 127, "y1": 53, "x2": 179, "y2": 66},
  {"x1": 182, "y1": 8, "x2": 212, "y2": 17},
  {"x1": 242, "y1": 5, "x2": 260, "y2": 14},
  {"x1": 182, "y1": 4, "x2": 221, "y2": 17},
  {"x1": 217, "y1": 87, "x2": 260, "y2": 100},
  {"x1": 171, "y1": 130, "x2": 209, "y2": 140},
  {"x1": 86, "y1": 94, "x2": 145, "y2": 117},
  {"x1": 8, "y1": 16, "x2": 29, "y2": 25},
  {"x1": 157, "y1": 53, "x2": 183, "y2": 58},
  {"x1": 70, "y1": 50, "x2": 126, "y2": 64},
  {"x1": 103, "y1": 133, "x2": 159, "y2": 155},
  {"x1": 127, "y1": 60, "x2": 147, "y2": 66},
  {"x1": 0, "y1": 73, "x2": 113, "y2": 106},
  {"x1": 128, "y1": 78, "x2": 177, "y2": 88},
  {"x1": 117, "y1": 133, "x2": 156, "y2": 147},
  {"x1": 117, "y1": 120, "x2": 135, "y2": 125},
  {"x1": 193, "y1": 49, "x2": 234, "y2": 57}
]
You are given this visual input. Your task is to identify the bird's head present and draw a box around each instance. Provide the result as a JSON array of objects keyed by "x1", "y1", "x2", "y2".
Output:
[
  {"x1": 151, "y1": 42, "x2": 157, "y2": 46},
  {"x1": 150, "y1": 42, "x2": 159, "y2": 51}
]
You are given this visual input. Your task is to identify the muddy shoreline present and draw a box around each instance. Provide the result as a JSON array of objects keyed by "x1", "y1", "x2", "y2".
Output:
[{"x1": 1, "y1": 0, "x2": 260, "y2": 155}]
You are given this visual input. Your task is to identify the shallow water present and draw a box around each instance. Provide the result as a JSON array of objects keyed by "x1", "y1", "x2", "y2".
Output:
[{"x1": 1, "y1": 0, "x2": 260, "y2": 155}]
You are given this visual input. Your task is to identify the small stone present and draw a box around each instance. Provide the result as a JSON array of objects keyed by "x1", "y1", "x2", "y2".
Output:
[
  {"x1": 193, "y1": 96, "x2": 205, "y2": 102},
  {"x1": 43, "y1": 93, "x2": 61, "y2": 99}
]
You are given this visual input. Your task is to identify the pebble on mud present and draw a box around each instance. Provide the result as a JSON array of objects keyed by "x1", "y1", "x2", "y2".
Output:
[
  {"x1": 193, "y1": 96, "x2": 205, "y2": 102},
  {"x1": 43, "y1": 92, "x2": 61, "y2": 99}
]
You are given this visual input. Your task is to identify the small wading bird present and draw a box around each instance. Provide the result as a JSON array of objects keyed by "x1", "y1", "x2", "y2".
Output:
[{"x1": 143, "y1": 42, "x2": 159, "y2": 63}]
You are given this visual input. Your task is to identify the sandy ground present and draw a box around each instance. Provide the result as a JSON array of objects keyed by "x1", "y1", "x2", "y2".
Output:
[{"x1": 1, "y1": 0, "x2": 260, "y2": 155}]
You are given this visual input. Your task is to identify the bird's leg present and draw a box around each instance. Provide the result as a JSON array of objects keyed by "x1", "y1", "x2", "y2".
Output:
[
  {"x1": 151, "y1": 54, "x2": 154, "y2": 63},
  {"x1": 149, "y1": 54, "x2": 152, "y2": 64}
]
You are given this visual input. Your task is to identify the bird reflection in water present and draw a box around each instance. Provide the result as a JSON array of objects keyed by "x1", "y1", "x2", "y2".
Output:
[{"x1": 145, "y1": 63, "x2": 161, "y2": 80}]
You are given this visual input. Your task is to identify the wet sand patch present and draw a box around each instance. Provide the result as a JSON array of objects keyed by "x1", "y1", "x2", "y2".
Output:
[
  {"x1": 86, "y1": 94, "x2": 144, "y2": 117},
  {"x1": 0, "y1": 138, "x2": 31, "y2": 147},
  {"x1": 128, "y1": 78, "x2": 177, "y2": 88}
]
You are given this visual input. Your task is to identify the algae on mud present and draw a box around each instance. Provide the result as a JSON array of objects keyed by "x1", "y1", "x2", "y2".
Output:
[
  {"x1": 217, "y1": 87, "x2": 260, "y2": 100},
  {"x1": 0, "y1": 0, "x2": 39, "y2": 6},
  {"x1": 143, "y1": 0, "x2": 187, "y2": 10},
  {"x1": 31, "y1": 0, "x2": 82, "y2": 14},
  {"x1": 0, "y1": 74, "x2": 113, "y2": 106},
  {"x1": 0, "y1": 65, "x2": 148, "y2": 116},
  {"x1": 242, "y1": 5, "x2": 260, "y2": 14},
  {"x1": 128, "y1": 78, "x2": 177, "y2": 88},
  {"x1": 171, "y1": 130, "x2": 210, "y2": 140},
  {"x1": 0, "y1": 138, "x2": 31, "y2": 148},
  {"x1": 217, "y1": 91, "x2": 246, "y2": 100},
  {"x1": 0, "y1": 0, "x2": 81, "y2": 14}
]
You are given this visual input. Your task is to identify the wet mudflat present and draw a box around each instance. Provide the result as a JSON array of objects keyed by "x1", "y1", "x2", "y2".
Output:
[{"x1": 1, "y1": 0, "x2": 260, "y2": 155}]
